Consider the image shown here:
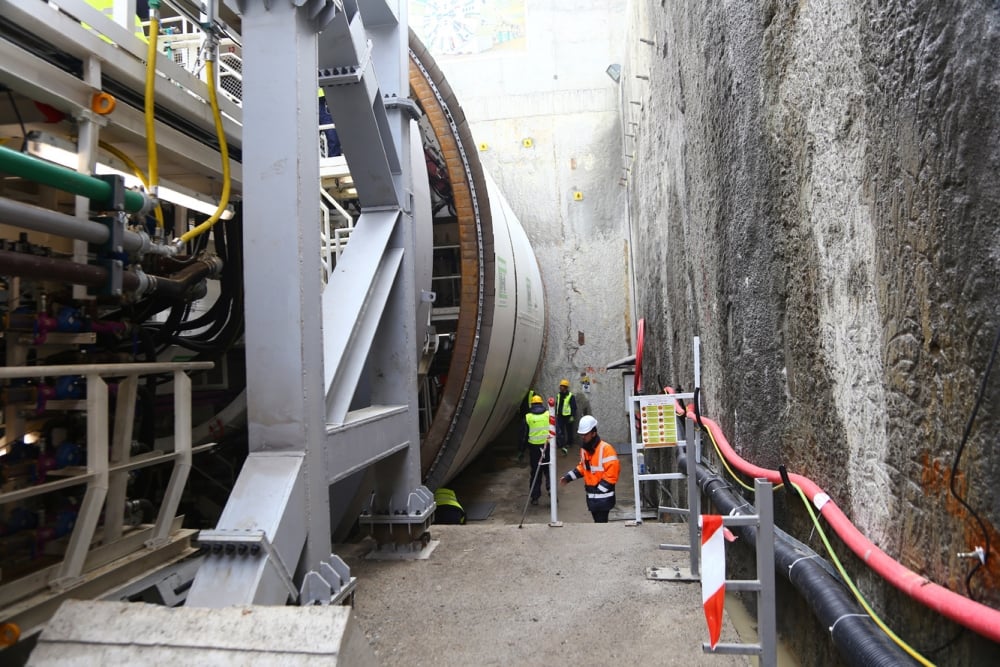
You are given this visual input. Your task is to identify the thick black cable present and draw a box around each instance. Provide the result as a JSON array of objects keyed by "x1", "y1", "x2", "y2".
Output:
[
  {"x1": 169, "y1": 212, "x2": 244, "y2": 358},
  {"x1": 693, "y1": 386, "x2": 704, "y2": 428},
  {"x1": 679, "y1": 452, "x2": 915, "y2": 666},
  {"x1": 174, "y1": 218, "x2": 231, "y2": 333},
  {"x1": 948, "y1": 322, "x2": 1000, "y2": 600}
]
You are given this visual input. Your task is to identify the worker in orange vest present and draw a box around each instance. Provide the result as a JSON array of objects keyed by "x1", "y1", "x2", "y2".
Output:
[{"x1": 558, "y1": 415, "x2": 619, "y2": 522}]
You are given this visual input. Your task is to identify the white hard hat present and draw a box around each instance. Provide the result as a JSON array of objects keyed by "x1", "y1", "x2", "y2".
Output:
[{"x1": 577, "y1": 415, "x2": 598, "y2": 434}]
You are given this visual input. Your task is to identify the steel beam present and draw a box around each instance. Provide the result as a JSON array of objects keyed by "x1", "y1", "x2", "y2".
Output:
[
  {"x1": 319, "y1": 8, "x2": 401, "y2": 207},
  {"x1": 104, "y1": 375, "x2": 138, "y2": 543},
  {"x1": 190, "y1": 0, "x2": 332, "y2": 606},
  {"x1": 186, "y1": 453, "x2": 307, "y2": 607},
  {"x1": 323, "y1": 221, "x2": 403, "y2": 421},
  {"x1": 189, "y1": 0, "x2": 431, "y2": 605},
  {"x1": 325, "y1": 406, "x2": 411, "y2": 485}
]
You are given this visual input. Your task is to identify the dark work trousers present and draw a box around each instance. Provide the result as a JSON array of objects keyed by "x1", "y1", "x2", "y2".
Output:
[
  {"x1": 557, "y1": 418, "x2": 575, "y2": 449},
  {"x1": 591, "y1": 510, "x2": 610, "y2": 523},
  {"x1": 528, "y1": 445, "x2": 550, "y2": 500}
]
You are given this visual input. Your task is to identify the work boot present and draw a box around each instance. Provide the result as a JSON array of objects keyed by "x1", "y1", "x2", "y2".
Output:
[
  {"x1": 530, "y1": 497, "x2": 539, "y2": 506},
  {"x1": 560, "y1": 447, "x2": 568, "y2": 457},
  {"x1": 516, "y1": 451, "x2": 524, "y2": 464}
]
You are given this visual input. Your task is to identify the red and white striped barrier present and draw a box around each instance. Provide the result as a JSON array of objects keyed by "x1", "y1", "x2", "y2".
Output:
[
  {"x1": 547, "y1": 397, "x2": 559, "y2": 523},
  {"x1": 547, "y1": 397, "x2": 556, "y2": 443},
  {"x1": 700, "y1": 515, "x2": 725, "y2": 649}
]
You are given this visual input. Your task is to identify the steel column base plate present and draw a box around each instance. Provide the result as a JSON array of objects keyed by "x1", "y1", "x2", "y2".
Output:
[{"x1": 365, "y1": 540, "x2": 439, "y2": 561}]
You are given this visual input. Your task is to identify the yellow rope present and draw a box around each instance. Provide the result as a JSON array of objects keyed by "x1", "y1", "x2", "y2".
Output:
[{"x1": 790, "y1": 480, "x2": 935, "y2": 666}]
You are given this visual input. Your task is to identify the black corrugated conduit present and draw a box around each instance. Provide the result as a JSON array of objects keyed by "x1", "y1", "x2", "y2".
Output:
[{"x1": 677, "y1": 451, "x2": 917, "y2": 666}]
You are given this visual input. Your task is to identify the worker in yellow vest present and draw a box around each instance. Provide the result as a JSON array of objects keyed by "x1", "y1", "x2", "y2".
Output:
[
  {"x1": 516, "y1": 388, "x2": 540, "y2": 464},
  {"x1": 433, "y1": 487, "x2": 465, "y2": 525},
  {"x1": 521, "y1": 394, "x2": 550, "y2": 505},
  {"x1": 555, "y1": 379, "x2": 577, "y2": 456}
]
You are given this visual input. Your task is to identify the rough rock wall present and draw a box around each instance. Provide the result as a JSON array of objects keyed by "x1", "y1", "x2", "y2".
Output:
[{"x1": 623, "y1": 0, "x2": 1000, "y2": 663}]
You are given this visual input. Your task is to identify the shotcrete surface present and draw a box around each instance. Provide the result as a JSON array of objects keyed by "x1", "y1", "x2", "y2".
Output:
[{"x1": 339, "y1": 450, "x2": 750, "y2": 667}]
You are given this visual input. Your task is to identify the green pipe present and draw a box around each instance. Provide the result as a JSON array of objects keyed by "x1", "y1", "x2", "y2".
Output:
[{"x1": 0, "y1": 145, "x2": 148, "y2": 213}]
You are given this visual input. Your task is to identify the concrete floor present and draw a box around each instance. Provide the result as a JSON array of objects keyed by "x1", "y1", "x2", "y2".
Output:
[{"x1": 338, "y1": 444, "x2": 754, "y2": 666}]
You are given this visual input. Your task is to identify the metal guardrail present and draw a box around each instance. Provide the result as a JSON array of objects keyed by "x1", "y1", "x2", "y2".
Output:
[{"x1": 0, "y1": 362, "x2": 212, "y2": 590}]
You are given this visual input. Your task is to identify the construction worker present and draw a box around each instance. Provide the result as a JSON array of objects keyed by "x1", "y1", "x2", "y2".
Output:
[
  {"x1": 516, "y1": 388, "x2": 539, "y2": 464},
  {"x1": 555, "y1": 378, "x2": 577, "y2": 456},
  {"x1": 317, "y1": 88, "x2": 342, "y2": 157},
  {"x1": 433, "y1": 487, "x2": 465, "y2": 525},
  {"x1": 559, "y1": 415, "x2": 619, "y2": 523},
  {"x1": 521, "y1": 394, "x2": 550, "y2": 505}
]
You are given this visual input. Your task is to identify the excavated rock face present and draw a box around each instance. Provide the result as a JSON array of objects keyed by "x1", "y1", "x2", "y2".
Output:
[{"x1": 624, "y1": 1, "x2": 999, "y2": 663}]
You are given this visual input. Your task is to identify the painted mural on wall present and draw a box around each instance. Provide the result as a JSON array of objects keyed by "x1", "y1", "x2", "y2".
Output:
[{"x1": 410, "y1": 0, "x2": 526, "y2": 56}]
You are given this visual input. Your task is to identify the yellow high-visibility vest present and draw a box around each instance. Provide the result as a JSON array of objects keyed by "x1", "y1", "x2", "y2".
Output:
[{"x1": 525, "y1": 411, "x2": 549, "y2": 445}]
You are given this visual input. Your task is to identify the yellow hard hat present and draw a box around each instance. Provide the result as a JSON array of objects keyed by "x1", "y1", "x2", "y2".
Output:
[
  {"x1": 530, "y1": 395, "x2": 544, "y2": 405},
  {"x1": 559, "y1": 379, "x2": 570, "y2": 388}
]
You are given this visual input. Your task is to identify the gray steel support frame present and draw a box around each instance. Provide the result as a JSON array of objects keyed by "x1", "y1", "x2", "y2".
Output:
[
  {"x1": 320, "y1": 0, "x2": 431, "y2": 553},
  {"x1": 188, "y1": 0, "x2": 431, "y2": 607}
]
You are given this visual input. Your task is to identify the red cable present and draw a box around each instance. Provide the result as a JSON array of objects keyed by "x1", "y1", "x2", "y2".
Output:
[
  {"x1": 635, "y1": 318, "x2": 645, "y2": 395},
  {"x1": 665, "y1": 389, "x2": 1000, "y2": 643}
]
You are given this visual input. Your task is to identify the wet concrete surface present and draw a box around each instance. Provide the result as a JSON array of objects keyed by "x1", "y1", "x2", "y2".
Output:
[{"x1": 337, "y1": 443, "x2": 752, "y2": 666}]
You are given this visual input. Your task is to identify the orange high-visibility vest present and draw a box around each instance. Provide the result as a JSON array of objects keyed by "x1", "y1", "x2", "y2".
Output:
[
  {"x1": 564, "y1": 439, "x2": 619, "y2": 511},
  {"x1": 574, "y1": 440, "x2": 619, "y2": 484}
]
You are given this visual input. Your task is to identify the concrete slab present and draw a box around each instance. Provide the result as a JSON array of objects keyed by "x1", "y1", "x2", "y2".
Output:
[
  {"x1": 28, "y1": 599, "x2": 377, "y2": 666},
  {"x1": 339, "y1": 447, "x2": 752, "y2": 666}
]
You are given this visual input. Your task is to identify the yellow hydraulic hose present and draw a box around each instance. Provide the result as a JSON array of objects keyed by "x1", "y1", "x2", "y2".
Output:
[
  {"x1": 144, "y1": 7, "x2": 159, "y2": 201},
  {"x1": 178, "y1": 57, "x2": 231, "y2": 244},
  {"x1": 98, "y1": 140, "x2": 164, "y2": 229}
]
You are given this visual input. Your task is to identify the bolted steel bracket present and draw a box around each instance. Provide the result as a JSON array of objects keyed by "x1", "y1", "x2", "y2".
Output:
[{"x1": 196, "y1": 529, "x2": 299, "y2": 602}]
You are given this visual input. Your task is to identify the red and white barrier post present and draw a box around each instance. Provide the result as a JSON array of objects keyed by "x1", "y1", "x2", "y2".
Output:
[
  {"x1": 699, "y1": 514, "x2": 725, "y2": 649},
  {"x1": 547, "y1": 397, "x2": 560, "y2": 525}
]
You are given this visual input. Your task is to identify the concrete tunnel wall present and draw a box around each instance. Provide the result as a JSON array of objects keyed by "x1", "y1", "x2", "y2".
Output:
[{"x1": 417, "y1": 0, "x2": 634, "y2": 448}]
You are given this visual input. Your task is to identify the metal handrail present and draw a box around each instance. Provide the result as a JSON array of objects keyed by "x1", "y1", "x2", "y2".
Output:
[{"x1": 0, "y1": 361, "x2": 212, "y2": 590}]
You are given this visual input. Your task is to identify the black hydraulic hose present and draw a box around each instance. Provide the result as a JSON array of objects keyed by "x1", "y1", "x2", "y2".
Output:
[
  {"x1": 154, "y1": 300, "x2": 188, "y2": 348},
  {"x1": 677, "y1": 452, "x2": 916, "y2": 666},
  {"x1": 150, "y1": 257, "x2": 221, "y2": 303},
  {"x1": 175, "y1": 220, "x2": 231, "y2": 333},
  {"x1": 168, "y1": 215, "x2": 244, "y2": 357}
]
